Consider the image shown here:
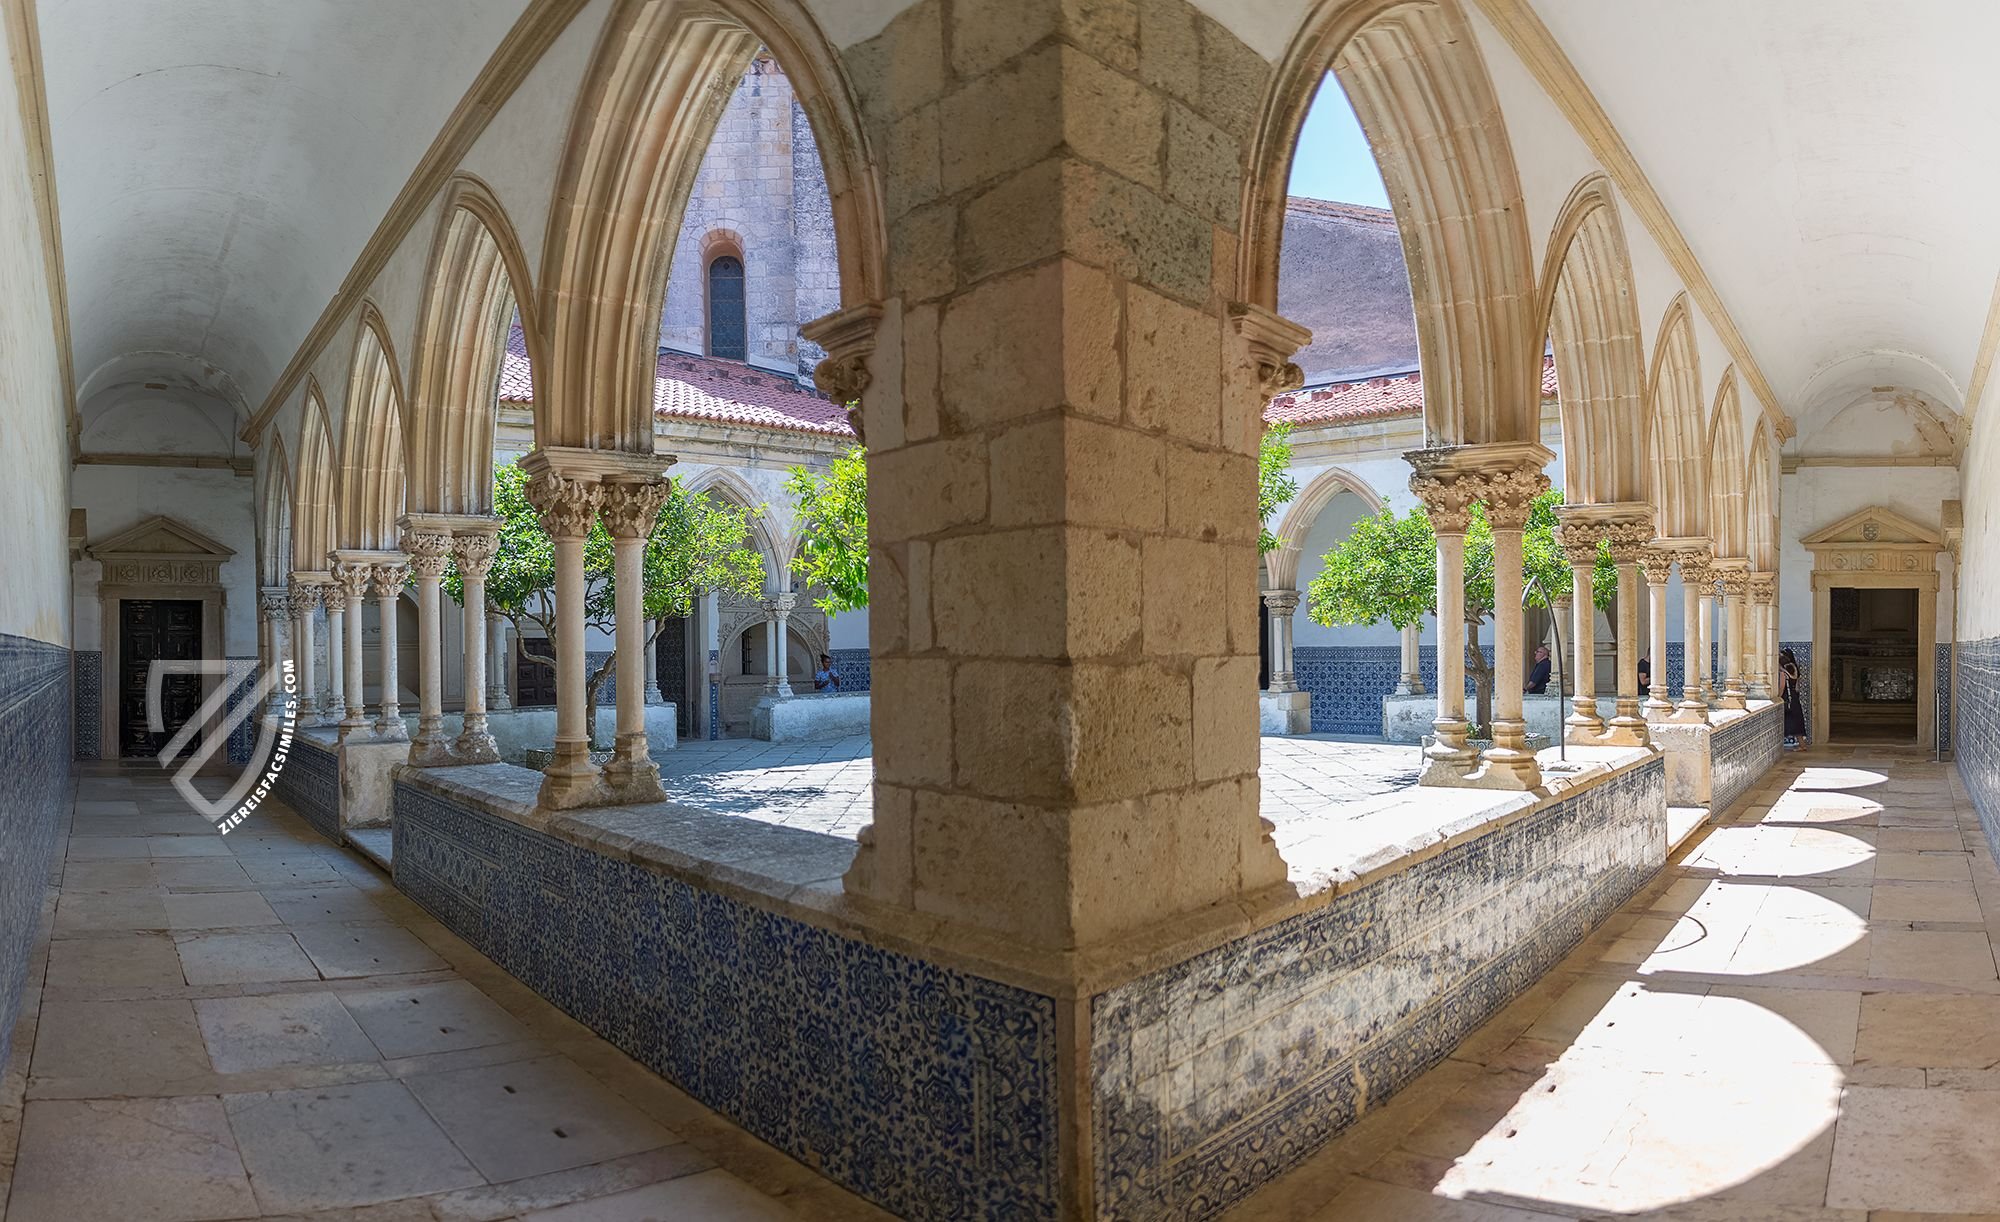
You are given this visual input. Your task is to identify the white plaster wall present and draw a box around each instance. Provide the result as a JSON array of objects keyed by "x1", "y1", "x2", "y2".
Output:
[
  {"x1": 72, "y1": 468, "x2": 260, "y2": 655},
  {"x1": 1962, "y1": 406, "x2": 2000, "y2": 640},
  {"x1": 1777, "y1": 466, "x2": 1959, "y2": 639}
]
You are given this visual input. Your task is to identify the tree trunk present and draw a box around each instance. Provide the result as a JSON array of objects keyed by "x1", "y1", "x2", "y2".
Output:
[{"x1": 1465, "y1": 615, "x2": 1493, "y2": 735}]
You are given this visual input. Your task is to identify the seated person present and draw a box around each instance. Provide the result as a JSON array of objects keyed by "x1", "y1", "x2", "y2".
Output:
[
  {"x1": 1637, "y1": 656, "x2": 1652, "y2": 696},
  {"x1": 813, "y1": 652, "x2": 841, "y2": 692},
  {"x1": 1526, "y1": 644, "x2": 1553, "y2": 694}
]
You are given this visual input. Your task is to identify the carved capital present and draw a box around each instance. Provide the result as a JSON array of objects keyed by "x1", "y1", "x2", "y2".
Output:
[
  {"x1": 1229, "y1": 301, "x2": 1311, "y2": 403},
  {"x1": 1409, "y1": 470, "x2": 1477, "y2": 535},
  {"x1": 330, "y1": 562, "x2": 373, "y2": 602},
  {"x1": 1678, "y1": 550, "x2": 1716, "y2": 590},
  {"x1": 286, "y1": 584, "x2": 321, "y2": 618},
  {"x1": 1749, "y1": 573, "x2": 1778, "y2": 605},
  {"x1": 451, "y1": 531, "x2": 500, "y2": 581},
  {"x1": 763, "y1": 593, "x2": 798, "y2": 619},
  {"x1": 401, "y1": 530, "x2": 454, "y2": 580},
  {"x1": 1638, "y1": 546, "x2": 1678, "y2": 586},
  {"x1": 259, "y1": 588, "x2": 292, "y2": 621},
  {"x1": 599, "y1": 479, "x2": 672, "y2": 540},
  {"x1": 1261, "y1": 588, "x2": 1301, "y2": 616},
  {"x1": 525, "y1": 470, "x2": 602, "y2": 540},
  {"x1": 800, "y1": 302, "x2": 881, "y2": 442},
  {"x1": 1716, "y1": 569, "x2": 1749, "y2": 598},
  {"x1": 1480, "y1": 467, "x2": 1551, "y2": 530},
  {"x1": 1555, "y1": 520, "x2": 1606, "y2": 569},
  {"x1": 371, "y1": 561, "x2": 410, "y2": 601}
]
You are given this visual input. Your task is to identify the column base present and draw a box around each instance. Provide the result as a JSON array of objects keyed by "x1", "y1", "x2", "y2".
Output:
[
  {"x1": 536, "y1": 743, "x2": 604, "y2": 811},
  {"x1": 1671, "y1": 697, "x2": 1711, "y2": 724},
  {"x1": 408, "y1": 718, "x2": 454, "y2": 766},
  {"x1": 1393, "y1": 677, "x2": 1427, "y2": 697},
  {"x1": 599, "y1": 734, "x2": 667, "y2": 806},
  {"x1": 1601, "y1": 710, "x2": 1652, "y2": 748},
  {"x1": 1717, "y1": 690, "x2": 1748, "y2": 711},
  {"x1": 372, "y1": 712, "x2": 409, "y2": 743},
  {"x1": 336, "y1": 711, "x2": 370, "y2": 744},
  {"x1": 1643, "y1": 698, "x2": 1675, "y2": 724},
  {"x1": 1259, "y1": 689, "x2": 1311, "y2": 735},
  {"x1": 1746, "y1": 679, "x2": 1771, "y2": 701},
  {"x1": 1418, "y1": 717, "x2": 1479, "y2": 786},
  {"x1": 1267, "y1": 675, "x2": 1300, "y2": 694},
  {"x1": 1564, "y1": 695, "x2": 1605, "y2": 745},
  {"x1": 452, "y1": 715, "x2": 501, "y2": 765},
  {"x1": 1474, "y1": 719, "x2": 1542, "y2": 790}
]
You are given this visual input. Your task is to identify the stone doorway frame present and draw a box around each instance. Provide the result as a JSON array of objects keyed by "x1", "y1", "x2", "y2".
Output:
[
  {"x1": 1801, "y1": 506, "x2": 1941, "y2": 748},
  {"x1": 87, "y1": 515, "x2": 234, "y2": 760}
]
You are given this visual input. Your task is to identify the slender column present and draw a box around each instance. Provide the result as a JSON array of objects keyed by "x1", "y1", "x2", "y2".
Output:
[
  {"x1": 1639, "y1": 548, "x2": 1675, "y2": 721},
  {"x1": 1411, "y1": 466, "x2": 1477, "y2": 783},
  {"x1": 259, "y1": 589, "x2": 292, "y2": 718},
  {"x1": 523, "y1": 463, "x2": 604, "y2": 809},
  {"x1": 1747, "y1": 573, "x2": 1775, "y2": 700},
  {"x1": 1262, "y1": 589, "x2": 1300, "y2": 692},
  {"x1": 287, "y1": 581, "x2": 318, "y2": 721},
  {"x1": 486, "y1": 611, "x2": 512, "y2": 711},
  {"x1": 323, "y1": 599, "x2": 345, "y2": 724},
  {"x1": 1719, "y1": 568, "x2": 1748, "y2": 710},
  {"x1": 371, "y1": 560, "x2": 410, "y2": 741},
  {"x1": 600, "y1": 479, "x2": 671, "y2": 804},
  {"x1": 400, "y1": 529, "x2": 453, "y2": 763},
  {"x1": 330, "y1": 561, "x2": 372, "y2": 741},
  {"x1": 1676, "y1": 549, "x2": 1713, "y2": 722},
  {"x1": 1396, "y1": 621, "x2": 1425, "y2": 695},
  {"x1": 1481, "y1": 467, "x2": 1548, "y2": 789},
  {"x1": 1559, "y1": 525, "x2": 1603, "y2": 741},
  {"x1": 763, "y1": 594, "x2": 797, "y2": 697},
  {"x1": 453, "y1": 531, "x2": 501, "y2": 762},
  {"x1": 1698, "y1": 584, "x2": 1717, "y2": 704},
  {"x1": 644, "y1": 623, "x2": 663, "y2": 706}
]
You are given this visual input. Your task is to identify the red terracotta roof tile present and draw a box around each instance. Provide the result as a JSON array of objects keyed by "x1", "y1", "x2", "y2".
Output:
[{"x1": 1265, "y1": 354, "x2": 1558, "y2": 429}]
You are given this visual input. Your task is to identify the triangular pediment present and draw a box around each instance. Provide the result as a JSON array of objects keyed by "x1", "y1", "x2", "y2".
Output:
[
  {"x1": 88, "y1": 515, "x2": 235, "y2": 560},
  {"x1": 1800, "y1": 505, "x2": 1941, "y2": 549}
]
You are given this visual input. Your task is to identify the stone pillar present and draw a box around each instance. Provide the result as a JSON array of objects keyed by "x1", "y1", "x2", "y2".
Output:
[
  {"x1": 1550, "y1": 596, "x2": 1573, "y2": 696},
  {"x1": 1698, "y1": 581, "x2": 1718, "y2": 704},
  {"x1": 371, "y1": 559, "x2": 410, "y2": 742},
  {"x1": 762, "y1": 594, "x2": 797, "y2": 698},
  {"x1": 1481, "y1": 468, "x2": 1549, "y2": 789},
  {"x1": 1261, "y1": 589, "x2": 1299, "y2": 692},
  {"x1": 600, "y1": 479, "x2": 672, "y2": 804},
  {"x1": 401, "y1": 527, "x2": 454, "y2": 764},
  {"x1": 1639, "y1": 548, "x2": 1675, "y2": 722},
  {"x1": 1396, "y1": 621, "x2": 1425, "y2": 696},
  {"x1": 522, "y1": 455, "x2": 605, "y2": 809},
  {"x1": 259, "y1": 588, "x2": 292, "y2": 717},
  {"x1": 486, "y1": 611, "x2": 512, "y2": 711},
  {"x1": 1676, "y1": 549, "x2": 1714, "y2": 722},
  {"x1": 1604, "y1": 523, "x2": 1651, "y2": 746},
  {"x1": 323, "y1": 597, "x2": 345, "y2": 725},
  {"x1": 451, "y1": 530, "x2": 501, "y2": 763},
  {"x1": 1411, "y1": 468, "x2": 1478, "y2": 784},
  {"x1": 644, "y1": 623, "x2": 663, "y2": 706},
  {"x1": 1557, "y1": 522, "x2": 1603, "y2": 742},
  {"x1": 287, "y1": 580, "x2": 318, "y2": 721},
  {"x1": 1718, "y1": 566, "x2": 1749, "y2": 710},
  {"x1": 330, "y1": 560, "x2": 372, "y2": 742},
  {"x1": 1747, "y1": 573, "x2": 1776, "y2": 700}
]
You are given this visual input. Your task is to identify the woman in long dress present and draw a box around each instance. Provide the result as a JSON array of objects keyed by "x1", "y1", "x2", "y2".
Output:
[{"x1": 1780, "y1": 647, "x2": 1807, "y2": 747}]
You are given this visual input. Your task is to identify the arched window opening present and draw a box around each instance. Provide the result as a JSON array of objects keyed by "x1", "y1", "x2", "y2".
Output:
[{"x1": 706, "y1": 254, "x2": 746, "y2": 360}]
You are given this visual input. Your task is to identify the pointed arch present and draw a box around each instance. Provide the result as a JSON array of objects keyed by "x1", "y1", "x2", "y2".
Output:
[
  {"x1": 1707, "y1": 369, "x2": 1749, "y2": 559},
  {"x1": 1647, "y1": 294, "x2": 1707, "y2": 538},
  {"x1": 1268, "y1": 464, "x2": 1389, "y2": 589},
  {"x1": 259, "y1": 433, "x2": 294, "y2": 587},
  {"x1": 1539, "y1": 174, "x2": 1648, "y2": 505},
  {"x1": 1747, "y1": 420, "x2": 1777, "y2": 572},
  {"x1": 408, "y1": 175, "x2": 541, "y2": 516},
  {"x1": 683, "y1": 465, "x2": 782, "y2": 590},
  {"x1": 537, "y1": 0, "x2": 886, "y2": 451},
  {"x1": 336, "y1": 306, "x2": 409, "y2": 551},
  {"x1": 1243, "y1": 0, "x2": 1541, "y2": 446},
  {"x1": 293, "y1": 383, "x2": 339, "y2": 570}
]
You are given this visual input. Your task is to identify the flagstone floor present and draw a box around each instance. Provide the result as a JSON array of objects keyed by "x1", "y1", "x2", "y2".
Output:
[
  {"x1": 0, "y1": 763, "x2": 890, "y2": 1222},
  {"x1": 1227, "y1": 744, "x2": 2000, "y2": 1221}
]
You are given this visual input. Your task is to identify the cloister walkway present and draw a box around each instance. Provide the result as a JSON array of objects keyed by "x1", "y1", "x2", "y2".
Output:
[
  {"x1": 0, "y1": 764, "x2": 888, "y2": 1221},
  {"x1": 1228, "y1": 745, "x2": 2000, "y2": 1220}
]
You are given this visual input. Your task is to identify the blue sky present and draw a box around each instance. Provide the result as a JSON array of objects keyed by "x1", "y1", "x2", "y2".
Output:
[{"x1": 1286, "y1": 75, "x2": 1389, "y2": 208}]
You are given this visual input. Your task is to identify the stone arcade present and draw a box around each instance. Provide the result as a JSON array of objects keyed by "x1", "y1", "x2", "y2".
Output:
[{"x1": 2, "y1": 2, "x2": 1999, "y2": 1220}]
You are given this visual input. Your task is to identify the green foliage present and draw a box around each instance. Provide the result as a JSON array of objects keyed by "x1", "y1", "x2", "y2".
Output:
[
  {"x1": 1258, "y1": 423, "x2": 1300, "y2": 555},
  {"x1": 787, "y1": 445, "x2": 869, "y2": 613},
  {"x1": 449, "y1": 460, "x2": 766, "y2": 746}
]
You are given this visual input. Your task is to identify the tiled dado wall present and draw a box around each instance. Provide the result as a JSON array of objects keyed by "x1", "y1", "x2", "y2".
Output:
[
  {"x1": 1956, "y1": 638, "x2": 2000, "y2": 857},
  {"x1": 1710, "y1": 703, "x2": 1783, "y2": 817},
  {"x1": 828, "y1": 647, "x2": 871, "y2": 693},
  {"x1": 271, "y1": 736, "x2": 340, "y2": 842},
  {"x1": 391, "y1": 782, "x2": 1060, "y2": 1220},
  {"x1": 1, "y1": 635, "x2": 71, "y2": 1070},
  {"x1": 1091, "y1": 755, "x2": 1669, "y2": 1220},
  {"x1": 73, "y1": 650, "x2": 100, "y2": 758},
  {"x1": 1779, "y1": 640, "x2": 1953, "y2": 756}
]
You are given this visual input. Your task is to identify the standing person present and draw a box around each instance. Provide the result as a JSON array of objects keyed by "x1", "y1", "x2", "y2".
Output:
[
  {"x1": 1637, "y1": 655, "x2": 1652, "y2": 698},
  {"x1": 1526, "y1": 644, "x2": 1553, "y2": 694},
  {"x1": 1780, "y1": 647, "x2": 1807, "y2": 747},
  {"x1": 813, "y1": 652, "x2": 841, "y2": 692}
]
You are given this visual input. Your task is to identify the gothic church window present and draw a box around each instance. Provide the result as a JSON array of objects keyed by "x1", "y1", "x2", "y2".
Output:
[{"x1": 707, "y1": 254, "x2": 747, "y2": 360}]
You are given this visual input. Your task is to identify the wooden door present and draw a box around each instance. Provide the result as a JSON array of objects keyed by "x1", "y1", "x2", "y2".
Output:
[
  {"x1": 119, "y1": 599, "x2": 203, "y2": 758},
  {"x1": 515, "y1": 637, "x2": 556, "y2": 707}
]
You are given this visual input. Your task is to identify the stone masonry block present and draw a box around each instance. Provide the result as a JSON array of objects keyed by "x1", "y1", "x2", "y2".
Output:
[
  {"x1": 888, "y1": 199, "x2": 957, "y2": 303},
  {"x1": 951, "y1": 0, "x2": 1140, "y2": 78},
  {"x1": 1165, "y1": 98, "x2": 1240, "y2": 227},
  {"x1": 867, "y1": 543, "x2": 910, "y2": 655},
  {"x1": 911, "y1": 789, "x2": 1075, "y2": 946},
  {"x1": 870, "y1": 658, "x2": 953, "y2": 788},
  {"x1": 885, "y1": 103, "x2": 943, "y2": 220},
  {"x1": 1143, "y1": 534, "x2": 1230, "y2": 657},
  {"x1": 958, "y1": 156, "x2": 1064, "y2": 285},
  {"x1": 1225, "y1": 542, "x2": 1260, "y2": 654},
  {"x1": 901, "y1": 302, "x2": 942, "y2": 441},
  {"x1": 932, "y1": 526, "x2": 1139, "y2": 659},
  {"x1": 1063, "y1": 159, "x2": 1214, "y2": 304},
  {"x1": 842, "y1": 0, "x2": 947, "y2": 128},
  {"x1": 1192, "y1": 656, "x2": 1260, "y2": 782},
  {"x1": 940, "y1": 260, "x2": 1120, "y2": 433},
  {"x1": 940, "y1": 44, "x2": 1063, "y2": 196},
  {"x1": 950, "y1": 660, "x2": 1072, "y2": 802},
  {"x1": 854, "y1": 782, "x2": 916, "y2": 907},
  {"x1": 988, "y1": 416, "x2": 1165, "y2": 531},
  {"x1": 871, "y1": 436, "x2": 989, "y2": 541},
  {"x1": 1126, "y1": 283, "x2": 1223, "y2": 444},
  {"x1": 1070, "y1": 660, "x2": 1193, "y2": 803},
  {"x1": 1061, "y1": 46, "x2": 1165, "y2": 192},
  {"x1": 1165, "y1": 445, "x2": 1256, "y2": 544}
]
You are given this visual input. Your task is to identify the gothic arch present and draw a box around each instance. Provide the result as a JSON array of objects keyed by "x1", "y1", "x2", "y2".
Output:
[
  {"x1": 682, "y1": 465, "x2": 783, "y2": 590},
  {"x1": 293, "y1": 384, "x2": 339, "y2": 570},
  {"x1": 1747, "y1": 420, "x2": 1777, "y2": 572},
  {"x1": 1267, "y1": 465, "x2": 1389, "y2": 589},
  {"x1": 407, "y1": 175, "x2": 540, "y2": 516},
  {"x1": 536, "y1": 0, "x2": 886, "y2": 451},
  {"x1": 1708, "y1": 369, "x2": 1749, "y2": 560},
  {"x1": 1243, "y1": 0, "x2": 1541, "y2": 447},
  {"x1": 1647, "y1": 294, "x2": 1708, "y2": 538},
  {"x1": 336, "y1": 306, "x2": 409, "y2": 551},
  {"x1": 1539, "y1": 175, "x2": 1649, "y2": 506},
  {"x1": 260, "y1": 433, "x2": 293, "y2": 587}
]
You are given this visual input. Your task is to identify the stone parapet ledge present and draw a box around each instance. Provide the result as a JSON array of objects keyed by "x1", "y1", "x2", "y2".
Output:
[{"x1": 750, "y1": 691, "x2": 869, "y2": 742}]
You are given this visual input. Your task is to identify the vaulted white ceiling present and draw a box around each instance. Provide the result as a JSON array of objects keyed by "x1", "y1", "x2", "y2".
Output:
[
  {"x1": 42, "y1": 0, "x2": 530, "y2": 433},
  {"x1": 1529, "y1": 0, "x2": 2000, "y2": 441}
]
